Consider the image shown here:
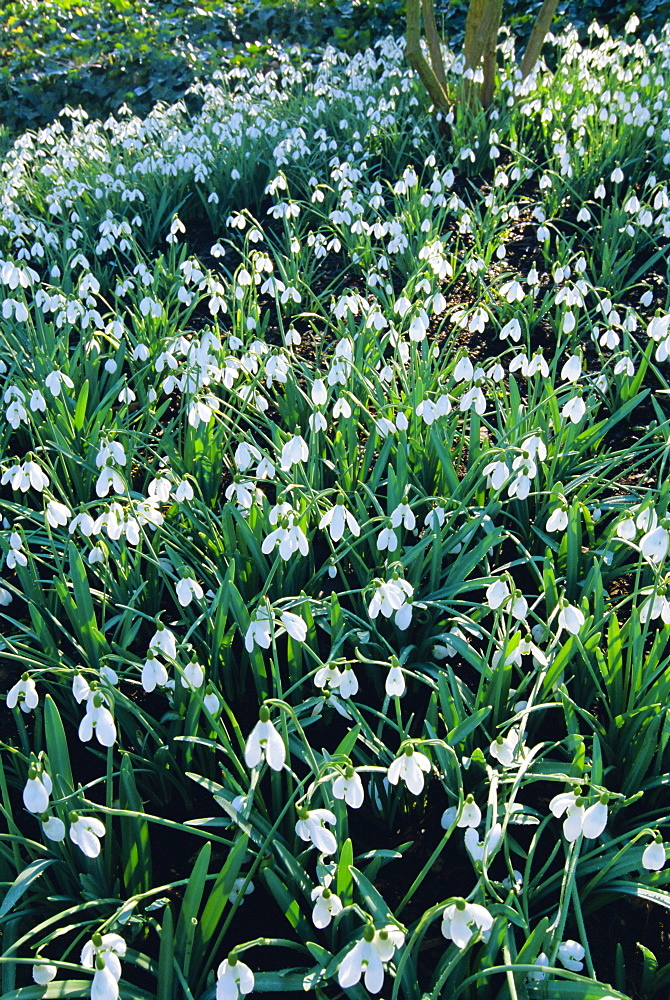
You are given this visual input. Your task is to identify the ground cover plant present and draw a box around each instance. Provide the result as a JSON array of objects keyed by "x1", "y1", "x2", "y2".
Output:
[
  {"x1": 2, "y1": 0, "x2": 668, "y2": 132},
  {"x1": 2, "y1": 10, "x2": 670, "y2": 1000}
]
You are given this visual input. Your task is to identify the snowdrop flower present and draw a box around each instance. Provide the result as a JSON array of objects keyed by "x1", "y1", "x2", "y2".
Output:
[
  {"x1": 385, "y1": 661, "x2": 406, "y2": 697},
  {"x1": 69, "y1": 812, "x2": 106, "y2": 858},
  {"x1": 527, "y1": 953, "x2": 550, "y2": 981},
  {"x1": 561, "y1": 354, "x2": 582, "y2": 382},
  {"x1": 367, "y1": 578, "x2": 414, "y2": 630},
  {"x1": 562, "y1": 393, "x2": 586, "y2": 424},
  {"x1": 486, "y1": 578, "x2": 510, "y2": 610},
  {"x1": 319, "y1": 504, "x2": 360, "y2": 542},
  {"x1": 244, "y1": 707, "x2": 285, "y2": 771},
  {"x1": 332, "y1": 766, "x2": 365, "y2": 808},
  {"x1": 176, "y1": 577, "x2": 204, "y2": 607},
  {"x1": 642, "y1": 835, "x2": 666, "y2": 871},
  {"x1": 441, "y1": 899, "x2": 493, "y2": 948},
  {"x1": 558, "y1": 939, "x2": 585, "y2": 971},
  {"x1": 278, "y1": 610, "x2": 307, "y2": 642},
  {"x1": 149, "y1": 623, "x2": 177, "y2": 660},
  {"x1": 6, "y1": 531, "x2": 28, "y2": 569},
  {"x1": 387, "y1": 746, "x2": 431, "y2": 795},
  {"x1": 46, "y1": 499, "x2": 70, "y2": 528},
  {"x1": 311, "y1": 885, "x2": 343, "y2": 928},
  {"x1": 81, "y1": 933, "x2": 126, "y2": 1000},
  {"x1": 23, "y1": 764, "x2": 52, "y2": 814},
  {"x1": 42, "y1": 815, "x2": 66, "y2": 841},
  {"x1": 557, "y1": 602, "x2": 585, "y2": 635},
  {"x1": 464, "y1": 823, "x2": 502, "y2": 864},
  {"x1": 7, "y1": 673, "x2": 38, "y2": 713},
  {"x1": 216, "y1": 954, "x2": 254, "y2": 1000},
  {"x1": 640, "y1": 525, "x2": 670, "y2": 564},
  {"x1": 79, "y1": 691, "x2": 117, "y2": 747},
  {"x1": 546, "y1": 506, "x2": 568, "y2": 532},
  {"x1": 490, "y1": 728, "x2": 521, "y2": 767},
  {"x1": 141, "y1": 652, "x2": 168, "y2": 693},
  {"x1": 550, "y1": 790, "x2": 609, "y2": 841},
  {"x1": 32, "y1": 963, "x2": 57, "y2": 985},
  {"x1": 295, "y1": 807, "x2": 338, "y2": 855},
  {"x1": 280, "y1": 434, "x2": 308, "y2": 471},
  {"x1": 457, "y1": 794, "x2": 482, "y2": 828},
  {"x1": 338, "y1": 925, "x2": 404, "y2": 994}
]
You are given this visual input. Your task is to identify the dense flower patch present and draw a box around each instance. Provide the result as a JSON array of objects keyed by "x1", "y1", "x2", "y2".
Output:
[{"x1": 1, "y1": 15, "x2": 670, "y2": 1000}]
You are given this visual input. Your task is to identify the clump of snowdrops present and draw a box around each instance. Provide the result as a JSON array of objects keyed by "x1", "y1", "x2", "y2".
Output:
[{"x1": 1, "y1": 14, "x2": 670, "y2": 1000}]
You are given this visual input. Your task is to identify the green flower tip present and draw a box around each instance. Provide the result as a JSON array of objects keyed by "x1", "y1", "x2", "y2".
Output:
[
  {"x1": 455, "y1": 898, "x2": 466, "y2": 911},
  {"x1": 363, "y1": 924, "x2": 375, "y2": 942},
  {"x1": 404, "y1": 746, "x2": 414, "y2": 757},
  {"x1": 228, "y1": 950, "x2": 238, "y2": 967},
  {"x1": 259, "y1": 705, "x2": 270, "y2": 723}
]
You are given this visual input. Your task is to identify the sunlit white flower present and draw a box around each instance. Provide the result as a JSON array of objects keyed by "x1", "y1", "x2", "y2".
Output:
[
  {"x1": 319, "y1": 504, "x2": 360, "y2": 542},
  {"x1": 82, "y1": 932, "x2": 126, "y2": 1000},
  {"x1": 176, "y1": 577, "x2": 204, "y2": 607},
  {"x1": 332, "y1": 767, "x2": 365, "y2": 808},
  {"x1": 216, "y1": 955, "x2": 254, "y2": 1000},
  {"x1": 69, "y1": 813, "x2": 106, "y2": 858},
  {"x1": 387, "y1": 747, "x2": 431, "y2": 795},
  {"x1": 441, "y1": 899, "x2": 493, "y2": 948},
  {"x1": 311, "y1": 885, "x2": 343, "y2": 928},
  {"x1": 33, "y1": 963, "x2": 57, "y2": 985},
  {"x1": 7, "y1": 673, "x2": 38, "y2": 713},
  {"x1": 642, "y1": 836, "x2": 666, "y2": 871},
  {"x1": 546, "y1": 507, "x2": 568, "y2": 532},
  {"x1": 557, "y1": 603, "x2": 585, "y2": 635},
  {"x1": 280, "y1": 434, "x2": 308, "y2": 471},
  {"x1": 295, "y1": 807, "x2": 338, "y2": 854},
  {"x1": 558, "y1": 939, "x2": 585, "y2": 971},
  {"x1": 245, "y1": 708, "x2": 285, "y2": 771},
  {"x1": 640, "y1": 525, "x2": 670, "y2": 564},
  {"x1": 23, "y1": 765, "x2": 52, "y2": 814}
]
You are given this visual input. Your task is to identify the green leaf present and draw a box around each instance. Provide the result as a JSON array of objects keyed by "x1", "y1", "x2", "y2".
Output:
[{"x1": 0, "y1": 859, "x2": 57, "y2": 919}]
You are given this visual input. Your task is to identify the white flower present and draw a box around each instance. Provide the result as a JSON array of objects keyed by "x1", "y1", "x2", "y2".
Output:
[
  {"x1": 385, "y1": 662, "x2": 406, "y2": 697},
  {"x1": 558, "y1": 939, "x2": 585, "y2": 971},
  {"x1": 464, "y1": 823, "x2": 502, "y2": 865},
  {"x1": 546, "y1": 507, "x2": 568, "y2": 532},
  {"x1": 367, "y1": 578, "x2": 414, "y2": 630},
  {"x1": 216, "y1": 955, "x2": 254, "y2": 1000},
  {"x1": 642, "y1": 837, "x2": 666, "y2": 871},
  {"x1": 311, "y1": 885, "x2": 343, "y2": 928},
  {"x1": 82, "y1": 933, "x2": 126, "y2": 1000},
  {"x1": 558, "y1": 603, "x2": 584, "y2": 635},
  {"x1": 457, "y1": 795, "x2": 481, "y2": 828},
  {"x1": 295, "y1": 807, "x2": 337, "y2": 855},
  {"x1": 640, "y1": 525, "x2": 670, "y2": 564},
  {"x1": 490, "y1": 729, "x2": 520, "y2": 767},
  {"x1": 6, "y1": 673, "x2": 38, "y2": 713},
  {"x1": 561, "y1": 355, "x2": 582, "y2": 382},
  {"x1": 46, "y1": 499, "x2": 71, "y2": 528},
  {"x1": 176, "y1": 577, "x2": 204, "y2": 607},
  {"x1": 332, "y1": 768, "x2": 365, "y2": 808},
  {"x1": 279, "y1": 610, "x2": 307, "y2": 642},
  {"x1": 244, "y1": 709, "x2": 285, "y2": 771},
  {"x1": 149, "y1": 624, "x2": 177, "y2": 659},
  {"x1": 387, "y1": 747, "x2": 431, "y2": 795},
  {"x1": 338, "y1": 926, "x2": 403, "y2": 994},
  {"x1": 42, "y1": 815, "x2": 66, "y2": 841},
  {"x1": 141, "y1": 652, "x2": 168, "y2": 693},
  {"x1": 33, "y1": 963, "x2": 57, "y2": 985},
  {"x1": 79, "y1": 692, "x2": 117, "y2": 747},
  {"x1": 486, "y1": 578, "x2": 509, "y2": 610},
  {"x1": 245, "y1": 606, "x2": 273, "y2": 651},
  {"x1": 69, "y1": 813, "x2": 106, "y2": 858},
  {"x1": 562, "y1": 394, "x2": 586, "y2": 424},
  {"x1": 550, "y1": 790, "x2": 608, "y2": 842},
  {"x1": 23, "y1": 766, "x2": 52, "y2": 814},
  {"x1": 280, "y1": 434, "x2": 308, "y2": 471},
  {"x1": 319, "y1": 504, "x2": 360, "y2": 542},
  {"x1": 441, "y1": 900, "x2": 493, "y2": 948}
]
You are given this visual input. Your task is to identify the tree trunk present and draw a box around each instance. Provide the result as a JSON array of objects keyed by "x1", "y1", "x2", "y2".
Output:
[
  {"x1": 481, "y1": 0, "x2": 503, "y2": 108},
  {"x1": 406, "y1": 0, "x2": 451, "y2": 112},
  {"x1": 520, "y1": 0, "x2": 561, "y2": 78},
  {"x1": 421, "y1": 0, "x2": 447, "y2": 88}
]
